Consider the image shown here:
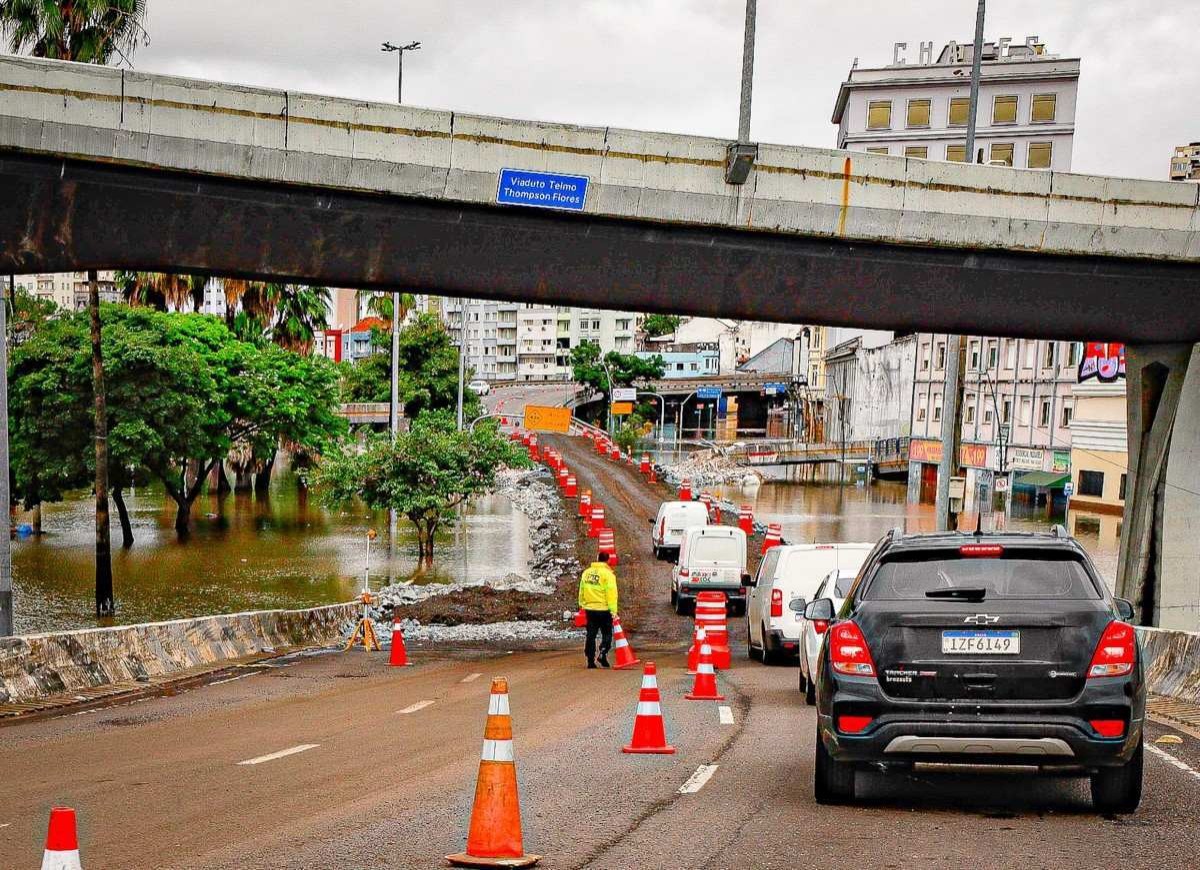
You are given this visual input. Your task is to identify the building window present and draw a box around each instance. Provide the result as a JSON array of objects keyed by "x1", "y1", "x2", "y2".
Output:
[
  {"x1": 1043, "y1": 343, "x2": 1056, "y2": 368},
  {"x1": 993, "y1": 95, "x2": 1018, "y2": 124},
  {"x1": 866, "y1": 146, "x2": 889, "y2": 155},
  {"x1": 904, "y1": 145, "x2": 928, "y2": 159},
  {"x1": 1031, "y1": 93, "x2": 1057, "y2": 123},
  {"x1": 987, "y1": 340, "x2": 998, "y2": 369},
  {"x1": 1078, "y1": 470, "x2": 1105, "y2": 498},
  {"x1": 945, "y1": 144, "x2": 966, "y2": 162},
  {"x1": 948, "y1": 97, "x2": 970, "y2": 127},
  {"x1": 1002, "y1": 399, "x2": 1012, "y2": 424},
  {"x1": 867, "y1": 100, "x2": 892, "y2": 130},
  {"x1": 1004, "y1": 339, "x2": 1016, "y2": 369},
  {"x1": 984, "y1": 407, "x2": 994, "y2": 424},
  {"x1": 932, "y1": 394, "x2": 943, "y2": 423},
  {"x1": 965, "y1": 399, "x2": 976, "y2": 424},
  {"x1": 906, "y1": 98, "x2": 931, "y2": 128},
  {"x1": 1118, "y1": 473, "x2": 1127, "y2": 501},
  {"x1": 916, "y1": 396, "x2": 927, "y2": 421},
  {"x1": 989, "y1": 143, "x2": 1014, "y2": 166},
  {"x1": 1023, "y1": 341, "x2": 1036, "y2": 369},
  {"x1": 1027, "y1": 142, "x2": 1053, "y2": 169},
  {"x1": 1019, "y1": 398, "x2": 1032, "y2": 426},
  {"x1": 920, "y1": 345, "x2": 930, "y2": 371},
  {"x1": 969, "y1": 340, "x2": 981, "y2": 371},
  {"x1": 1067, "y1": 342, "x2": 1080, "y2": 366},
  {"x1": 935, "y1": 342, "x2": 946, "y2": 370},
  {"x1": 1039, "y1": 400, "x2": 1051, "y2": 427},
  {"x1": 1061, "y1": 405, "x2": 1073, "y2": 428}
]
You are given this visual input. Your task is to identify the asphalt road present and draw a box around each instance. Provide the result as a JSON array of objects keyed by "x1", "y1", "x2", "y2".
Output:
[{"x1": 2, "y1": 386, "x2": 1199, "y2": 867}]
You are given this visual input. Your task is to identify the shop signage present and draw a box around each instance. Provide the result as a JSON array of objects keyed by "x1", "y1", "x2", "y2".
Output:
[
  {"x1": 960, "y1": 444, "x2": 989, "y2": 468},
  {"x1": 1052, "y1": 450, "x2": 1071, "y2": 473},
  {"x1": 909, "y1": 439, "x2": 942, "y2": 463},
  {"x1": 1078, "y1": 342, "x2": 1126, "y2": 384},
  {"x1": 1010, "y1": 447, "x2": 1045, "y2": 471}
]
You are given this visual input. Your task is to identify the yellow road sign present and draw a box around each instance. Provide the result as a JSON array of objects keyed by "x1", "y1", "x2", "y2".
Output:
[
  {"x1": 611, "y1": 402, "x2": 634, "y2": 416},
  {"x1": 523, "y1": 405, "x2": 571, "y2": 433}
]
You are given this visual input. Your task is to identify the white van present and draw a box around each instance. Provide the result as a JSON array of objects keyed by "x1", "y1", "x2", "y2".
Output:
[
  {"x1": 670, "y1": 526, "x2": 748, "y2": 615},
  {"x1": 650, "y1": 501, "x2": 710, "y2": 560},
  {"x1": 743, "y1": 543, "x2": 872, "y2": 664}
]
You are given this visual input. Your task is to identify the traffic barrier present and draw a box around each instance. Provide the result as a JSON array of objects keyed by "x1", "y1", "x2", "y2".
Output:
[
  {"x1": 557, "y1": 467, "x2": 569, "y2": 489},
  {"x1": 389, "y1": 615, "x2": 411, "y2": 667},
  {"x1": 686, "y1": 623, "x2": 704, "y2": 674},
  {"x1": 41, "y1": 807, "x2": 81, "y2": 870},
  {"x1": 679, "y1": 479, "x2": 692, "y2": 501},
  {"x1": 610, "y1": 446, "x2": 620, "y2": 462},
  {"x1": 579, "y1": 490, "x2": 592, "y2": 520},
  {"x1": 738, "y1": 505, "x2": 753, "y2": 536},
  {"x1": 565, "y1": 475, "x2": 578, "y2": 498},
  {"x1": 610, "y1": 616, "x2": 640, "y2": 669},
  {"x1": 622, "y1": 662, "x2": 675, "y2": 754},
  {"x1": 685, "y1": 633, "x2": 725, "y2": 701},
  {"x1": 699, "y1": 492, "x2": 712, "y2": 520},
  {"x1": 447, "y1": 677, "x2": 541, "y2": 868},
  {"x1": 529, "y1": 435, "x2": 539, "y2": 462},
  {"x1": 694, "y1": 592, "x2": 731, "y2": 670},
  {"x1": 639, "y1": 453, "x2": 650, "y2": 474},
  {"x1": 589, "y1": 505, "x2": 606, "y2": 538},
  {"x1": 648, "y1": 466, "x2": 657, "y2": 484},
  {"x1": 595, "y1": 438, "x2": 607, "y2": 455},
  {"x1": 598, "y1": 528, "x2": 618, "y2": 566},
  {"x1": 761, "y1": 523, "x2": 783, "y2": 554}
]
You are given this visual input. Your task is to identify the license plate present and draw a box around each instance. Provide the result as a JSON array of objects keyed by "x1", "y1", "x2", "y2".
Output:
[
  {"x1": 693, "y1": 570, "x2": 714, "y2": 581},
  {"x1": 941, "y1": 630, "x2": 1020, "y2": 654},
  {"x1": 669, "y1": 529, "x2": 684, "y2": 536}
]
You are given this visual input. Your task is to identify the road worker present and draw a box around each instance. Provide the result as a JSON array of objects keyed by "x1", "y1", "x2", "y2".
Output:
[{"x1": 578, "y1": 551, "x2": 619, "y2": 668}]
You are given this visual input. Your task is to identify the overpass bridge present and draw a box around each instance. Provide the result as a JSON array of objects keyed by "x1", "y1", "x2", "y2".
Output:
[{"x1": 0, "y1": 55, "x2": 1197, "y2": 628}]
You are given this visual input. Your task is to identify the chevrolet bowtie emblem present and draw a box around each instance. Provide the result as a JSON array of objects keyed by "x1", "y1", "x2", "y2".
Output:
[{"x1": 963, "y1": 614, "x2": 999, "y2": 625}]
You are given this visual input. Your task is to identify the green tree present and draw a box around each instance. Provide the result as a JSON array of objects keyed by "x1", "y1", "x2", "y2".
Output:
[
  {"x1": 311, "y1": 413, "x2": 529, "y2": 568},
  {"x1": 2, "y1": 0, "x2": 149, "y2": 615},
  {"x1": 271, "y1": 284, "x2": 331, "y2": 355},
  {"x1": 6, "y1": 287, "x2": 56, "y2": 346},
  {"x1": 642, "y1": 313, "x2": 681, "y2": 337},
  {"x1": 569, "y1": 342, "x2": 665, "y2": 399}
]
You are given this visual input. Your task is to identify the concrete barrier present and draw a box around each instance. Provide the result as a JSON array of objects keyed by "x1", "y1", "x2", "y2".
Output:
[
  {"x1": 0, "y1": 602, "x2": 357, "y2": 705},
  {"x1": 1137, "y1": 626, "x2": 1200, "y2": 704}
]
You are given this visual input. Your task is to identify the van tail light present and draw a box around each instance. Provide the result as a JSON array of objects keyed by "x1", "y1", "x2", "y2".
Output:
[
  {"x1": 830, "y1": 621, "x2": 876, "y2": 677},
  {"x1": 960, "y1": 544, "x2": 1004, "y2": 557},
  {"x1": 679, "y1": 568, "x2": 689, "y2": 578},
  {"x1": 658, "y1": 518, "x2": 665, "y2": 541},
  {"x1": 837, "y1": 715, "x2": 873, "y2": 734},
  {"x1": 770, "y1": 588, "x2": 783, "y2": 618},
  {"x1": 1087, "y1": 620, "x2": 1136, "y2": 678},
  {"x1": 1089, "y1": 719, "x2": 1126, "y2": 739},
  {"x1": 813, "y1": 620, "x2": 829, "y2": 635}
]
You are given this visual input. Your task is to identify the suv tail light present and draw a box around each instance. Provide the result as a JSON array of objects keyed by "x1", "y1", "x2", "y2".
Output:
[
  {"x1": 837, "y1": 715, "x2": 873, "y2": 734},
  {"x1": 770, "y1": 588, "x2": 783, "y2": 618},
  {"x1": 830, "y1": 621, "x2": 876, "y2": 677},
  {"x1": 1089, "y1": 719, "x2": 1126, "y2": 738},
  {"x1": 1087, "y1": 620, "x2": 1136, "y2": 678}
]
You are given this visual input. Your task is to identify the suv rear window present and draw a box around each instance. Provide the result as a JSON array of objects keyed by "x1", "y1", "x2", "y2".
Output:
[{"x1": 864, "y1": 551, "x2": 1101, "y2": 600}]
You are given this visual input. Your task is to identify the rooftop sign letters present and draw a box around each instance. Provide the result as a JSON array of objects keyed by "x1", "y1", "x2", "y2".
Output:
[
  {"x1": 496, "y1": 168, "x2": 589, "y2": 212},
  {"x1": 1078, "y1": 343, "x2": 1126, "y2": 384}
]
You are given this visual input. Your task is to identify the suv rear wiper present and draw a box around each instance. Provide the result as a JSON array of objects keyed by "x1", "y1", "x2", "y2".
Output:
[{"x1": 925, "y1": 587, "x2": 988, "y2": 602}]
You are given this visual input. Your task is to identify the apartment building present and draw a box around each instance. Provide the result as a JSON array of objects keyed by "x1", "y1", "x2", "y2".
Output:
[
  {"x1": 1067, "y1": 375, "x2": 1128, "y2": 552},
  {"x1": 28, "y1": 271, "x2": 120, "y2": 310},
  {"x1": 1170, "y1": 142, "x2": 1200, "y2": 181}
]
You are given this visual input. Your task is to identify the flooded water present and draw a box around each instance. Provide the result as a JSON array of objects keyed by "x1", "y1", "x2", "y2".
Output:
[{"x1": 11, "y1": 474, "x2": 529, "y2": 635}]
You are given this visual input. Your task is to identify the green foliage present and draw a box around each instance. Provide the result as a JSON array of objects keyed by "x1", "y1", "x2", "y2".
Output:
[
  {"x1": 614, "y1": 413, "x2": 650, "y2": 455},
  {"x1": 311, "y1": 412, "x2": 530, "y2": 566},
  {"x1": 339, "y1": 313, "x2": 480, "y2": 421},
  {"x1": 7, "y1": 287, "x2": 56, "y2": 346},
  {"x1": 642, "y1": 313, "x2": 681, "y2": 337},
  {"x1": 0, "y1": 0, "x2": 148, "y2": 64},
  {"x1": 569, "y1": 341, "x2": 666, "y2": 399}
]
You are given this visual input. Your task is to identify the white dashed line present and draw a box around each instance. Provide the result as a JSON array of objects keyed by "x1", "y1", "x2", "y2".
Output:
[
  {"x1": 397, "y1": 700, "x2": 435, "y2": 714},
  {"x1": 460, "y1": 673, "x2": 483, "y2": 683},
  {"x1": 678, "y1": 764, "x2": 719, "y2": 794},
  {"x1": 1147, "y1": 743, "x2": 1200, "y2": 782},
  {"x1": 237, "y1": 744, "x2": 319, "y2": 766},
  {"x1": 718, "y1": 706, "x2": 735, "y2": 725},
  {"x1": 209, "y1": 673, "x2": 252, "y2": 687}
]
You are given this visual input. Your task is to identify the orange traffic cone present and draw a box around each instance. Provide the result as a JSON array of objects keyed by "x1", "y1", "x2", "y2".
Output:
[
  {"x1": 761, "y1": 522, "x2": 783, "y2": 554},
  {"x1": 41, "y1": 807, "x2": 82, "y2": 870},
  {"x1": 623, "y1": 662, "x2": 675, "y2": 754},
  {"x1": 447, "y1": 678, "x2": 541, "y2": 868},
  {"x1": 610, "y1": 616, "x2": 640, "y2": 669},
  {"x1": 685, "y1": 635, "x2": 725, "y2": 701},
  {"x1": 686, "y1": 624, "x2": 704, "y2": 674},
  {"x1": 389, "y1": 616, "x2": 411, "y2": 667}
]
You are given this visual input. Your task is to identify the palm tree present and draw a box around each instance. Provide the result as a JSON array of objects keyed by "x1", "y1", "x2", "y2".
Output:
[
  {"x1": 221, "y1": 278, "x2": 257, "y2": 330},
  {"x1": 115, "y1": 271, "x2": 207, "y2": 312},
  {"x1": 364, "y1": 291, "x2": 417, "y2": 324},
  {"x1": 271, "y1": 285, "x2": 331, "y2": 355},
  {"x1": 2, "y1": 0, "x2": 149, "y2": 618}
]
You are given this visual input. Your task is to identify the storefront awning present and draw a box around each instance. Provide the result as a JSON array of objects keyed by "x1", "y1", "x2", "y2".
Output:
[{"x1": 1014, "y1": 471, "x2": 1070, "y2": 488}]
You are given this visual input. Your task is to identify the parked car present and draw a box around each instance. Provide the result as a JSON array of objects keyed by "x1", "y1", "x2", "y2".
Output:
[
  {"x1": 807, "y1": 527, "x2": 1145, "y2": 814},
  {"x1": 468, "y1": 379, "x2": 490, "y2": 396},
  {"x1": 671, "y1": 526, "x2": 748, "y2": 615},
  {"x1": 798, "y1": 568, "x2": 859, "y2": 703},
  {"x1": 650, "y1": 501, "x2": 710, "y2": 561},
  {"x1": 743, "y1": 543, "x2": 872, "y2": 665}
]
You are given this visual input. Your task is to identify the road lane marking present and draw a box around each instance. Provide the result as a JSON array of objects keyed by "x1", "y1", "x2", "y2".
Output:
[
  {"x1": 237, "y1": 744, "x2": 319, "y2": 766},
  {"x1": 209, "y1": 673, "x2": 253, "y2": 687},
  {"x1": 678, "y1": 764, "x2": 719, "y2": 794},
  {"x1": 1147, "y1": 743, "x2": 1200, "y2": 782},
  {"x1": 460, "y1": 673, "x2": 483, "y2": 683},
  {"x1": 718, "y1": 706, "x2": 735, "y2": 725},
  {"x1": 397, "y1": 700, "x2": 435, "y2": 714}
]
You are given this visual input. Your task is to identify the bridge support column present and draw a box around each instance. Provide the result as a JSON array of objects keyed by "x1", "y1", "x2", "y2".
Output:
[{"x1": 1117, "y1": 343, "x2": 1200, "y2": 629}]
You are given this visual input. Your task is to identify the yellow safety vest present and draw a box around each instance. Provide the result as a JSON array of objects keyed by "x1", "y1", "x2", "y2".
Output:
[{"x1": 578, "y1": 563, "x2": 618, "y2": 614}]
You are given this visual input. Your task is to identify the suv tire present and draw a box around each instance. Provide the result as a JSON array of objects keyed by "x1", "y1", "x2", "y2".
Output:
[
  {"x1": 814, "y1": 730, "x2": 855, "y2": 804},
  {"x1": 674, "y1": 594, "x2": 690, "y2": 616},
  {"x1": 805, "y1": 676, "x2": 816, "y2": 706},
  {"x1": 1090, "y1": 736, "x2": 1143, "y2": 814},
  {"x1": 761, "y1": 626, "x2": 778, "y2": 665}
]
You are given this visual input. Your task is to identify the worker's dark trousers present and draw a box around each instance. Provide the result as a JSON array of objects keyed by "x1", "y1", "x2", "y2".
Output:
[{"x1": 584, "y1": 610, "x2": 614, "y2": 664}]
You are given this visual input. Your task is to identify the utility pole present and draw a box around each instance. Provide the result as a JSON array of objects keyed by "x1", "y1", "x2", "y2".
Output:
[
  {"x1": 964, "y1": 0, "x2": 986, "y2": 163},
  {"x1": 935, "y1": 336, "x2": 966, "y2": 531},
  {"x1": 737, "y1": 0, "x2": 756, "y2": 142},
  {"x1": 0, "y1": 275, "x2": 12, "y2": 636},
  {"x1": 381, "y1": 40, "x2": 421, "y2": 104},
  {"x1": 456, "y1": 299, "x2": 467, "y2": 430}
]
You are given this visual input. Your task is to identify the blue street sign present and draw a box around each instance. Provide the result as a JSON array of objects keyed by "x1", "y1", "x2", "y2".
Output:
[
  {"x1": 1063, "y1": 482, "x2": 1074, "y2": 498},
  {"x1": 696, "y1": 387, "x2": 723, "y2": 400},
  {"x1": 496, "y1": 168, "x2": 589, "y2": 211},
  {"x1": 763, "y1": 382, "x2": 787, "y2": 395}
]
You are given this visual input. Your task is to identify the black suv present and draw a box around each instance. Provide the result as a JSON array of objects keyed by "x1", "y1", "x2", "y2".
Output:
[{"x1": 806, "y1": 528, "x2": 1145, "y2": 813}]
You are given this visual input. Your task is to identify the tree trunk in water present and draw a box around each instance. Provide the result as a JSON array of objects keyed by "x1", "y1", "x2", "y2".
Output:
[
  {"x1": 174, "y1": 496, "x2": 191, "y2": 538},
  {"x1": 215, "y1": 462, "x2": 232, "y2": 494},
  {"x1": 88, "y1": 270, "x2": 114, "y2": 615},
  {"x1": 31, "y1": 503, "x2": 41, "y2": 535},
  {"x1": 112, "y1": 486, "x2": 134, "y2": 549},
  {"x1": 255, "y1": 451, "x2": 275, "y2": 494},
  {"x1": 234, "y1": 468, "x2": 253, "y2": 492}
]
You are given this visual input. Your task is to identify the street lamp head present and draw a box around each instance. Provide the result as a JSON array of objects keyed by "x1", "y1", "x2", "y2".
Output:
[{"x1": 381, "y1": 40, "x2": 421, "y2": 53}]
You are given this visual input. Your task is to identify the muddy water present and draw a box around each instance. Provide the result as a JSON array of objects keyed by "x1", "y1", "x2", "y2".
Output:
[{"x1": 11, "y1": 475, "x2": 529, "y2": 635}]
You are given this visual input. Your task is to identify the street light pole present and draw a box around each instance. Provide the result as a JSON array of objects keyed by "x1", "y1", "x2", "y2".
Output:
[
  {"x1": 381, "y1": 40, "x2": 421, "y2": 104},
  {"x1": 0, "y1": 275, "x2": 12, "y2": 636},
  {"x1": 964, "y1": 0, "x2": 986, "y2": 163}
]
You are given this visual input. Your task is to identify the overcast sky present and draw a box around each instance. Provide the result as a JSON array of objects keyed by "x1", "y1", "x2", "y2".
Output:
[{"x1": 134, "y1": 1, "x2": 1194, "y2": 181}]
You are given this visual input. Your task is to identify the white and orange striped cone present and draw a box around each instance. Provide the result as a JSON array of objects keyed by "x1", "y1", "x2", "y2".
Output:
[
  {"x1": 610, "y1": 616, "x2": 640, "y2": 670},
  {"x1": 695, "y1": 592, "x2": 731, "y2": 670},
  {"x1": 389, "y1": 616, "x2": 411, "y2": 667},
  {"x1": 41, "y1": 807, "x2": 81, "y2": 870},
  {"x1": 447, "y1": 678, "x2": 541, "y2": 868},
  {"x1": 598, "y1": 529, "x2": 618, "y2": 566},
  {"x1": 622, "y1": 662, "x2": 675, "y2": 754},
  {"x1": 678, "y1": 479, "x2": 692, "y2": 501},
  {"x1": 686, "y1": 624, "x2": 706, "y2": 675},
  {"x1": 685, "y1": 636, "x2": 725, "y2": 701},
  {"x1": 761, "y1": 522, "x2": 783, "y2": 554},
  {"x1": 738, "y1": 504, "x2": 753, "y2": 535},
  {"x1": 579, "y1": 490, "x2": 592, "y2": 520}
]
